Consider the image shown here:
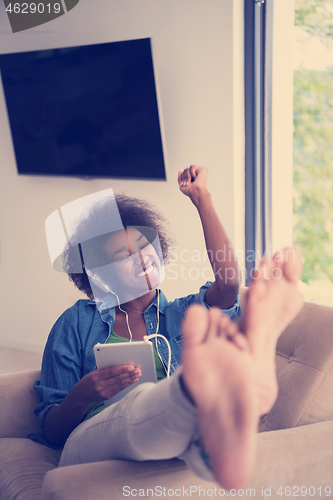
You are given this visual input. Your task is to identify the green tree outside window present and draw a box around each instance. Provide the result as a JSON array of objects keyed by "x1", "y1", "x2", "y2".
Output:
[{"x1": 294, "y1": 0, "x2": 333, "y2": 305}]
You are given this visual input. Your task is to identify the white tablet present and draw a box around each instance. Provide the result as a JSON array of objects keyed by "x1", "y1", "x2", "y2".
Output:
[{"x1": 93, "y1": 341, "x2": 157, "y2": 405}]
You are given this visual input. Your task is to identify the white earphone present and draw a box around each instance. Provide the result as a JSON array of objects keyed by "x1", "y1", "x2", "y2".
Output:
[{"x1": 86, "y1": 269, "x2": 171, "y2": 378}]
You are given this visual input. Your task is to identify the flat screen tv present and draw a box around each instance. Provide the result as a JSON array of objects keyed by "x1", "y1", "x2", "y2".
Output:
[{"x1": 0, "y1": 38, "x2": 166, "y2": 180}]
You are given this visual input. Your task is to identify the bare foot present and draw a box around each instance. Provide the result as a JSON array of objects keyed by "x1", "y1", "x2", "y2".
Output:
[
  {"x1": 181, "y1": 305, "x2": 259, "y2": 490},
  {"x1": 241, "y1": 246, "x2": 303, "y2": 414}
]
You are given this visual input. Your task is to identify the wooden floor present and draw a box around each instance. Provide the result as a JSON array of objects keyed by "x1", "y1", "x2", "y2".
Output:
[{"x1": 0, "y1": 348, "x2": 42, "y2": 374}]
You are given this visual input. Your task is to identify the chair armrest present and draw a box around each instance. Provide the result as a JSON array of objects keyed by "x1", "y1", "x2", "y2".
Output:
[
  {"x1": 42, "y1": 458, "x2": 203, "y2": 500},
  {"x1": 0, "y1": 370, "x2": 41, "y2": 437},
  {"x1": 248, "y1": 420, "x2": 333, "y2": 493}
]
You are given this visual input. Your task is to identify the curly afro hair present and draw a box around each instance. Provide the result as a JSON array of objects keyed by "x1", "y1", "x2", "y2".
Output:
[{"x1": 63, "y1": 193, "x2": 174, "y2": 300}]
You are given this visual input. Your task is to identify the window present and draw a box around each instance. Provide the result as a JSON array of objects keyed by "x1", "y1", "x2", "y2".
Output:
[{"x1": 293, "y1": 0, "x2": 333, "y2": 306}]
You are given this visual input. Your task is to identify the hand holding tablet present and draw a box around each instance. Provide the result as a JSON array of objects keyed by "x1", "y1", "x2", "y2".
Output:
[{"x1": 94, "y1": 341, "x2": 157, "y2": 405}]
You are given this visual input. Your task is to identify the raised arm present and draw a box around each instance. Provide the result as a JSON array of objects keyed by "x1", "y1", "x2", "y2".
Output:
[{"x1": 178, "y1": 165, "x2": 240, "y2": 309}]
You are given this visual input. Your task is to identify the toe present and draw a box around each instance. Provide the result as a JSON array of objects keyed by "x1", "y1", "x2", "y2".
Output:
[
  {"x1": 248, "y1": 273, "x2": 267, "y2": 301},
  {"x1": 206, "y1": 308, "x2": 224, "y2": 341},
  {"x1": 219, "y1": 317, "x2": 248, "y2": 351},
  {"x1": 218, "y1": 316, "x2": 236, "y2": 338},
  {"x1": 226, "y1": 322, "x2": 238, "y2": 340},
  {"x1": 282, "y1": 247, "x2": 303, "y2": 283},
  {"x1": 232, "y1": 333, "x2": 249, "y2": 351},
  {"x1": 217, "y1": 314, "x2": 232, "y2": 336},
  {"x1": 182, "y1": 304, "x2": 209, "y2": 347}
]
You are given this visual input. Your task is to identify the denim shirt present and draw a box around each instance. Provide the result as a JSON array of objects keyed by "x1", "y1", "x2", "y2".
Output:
[{"x1": 29, "y1": 282, "x2": 240, "y2": 448}]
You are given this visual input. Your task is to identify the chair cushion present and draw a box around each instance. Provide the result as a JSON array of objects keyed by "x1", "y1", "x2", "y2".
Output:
[
  {"x1": 259, "y1": 301, "x2": 333, "y2": 431},
  {"x1": 0, "y1": 438, "x2": 61, "y2": 500}
]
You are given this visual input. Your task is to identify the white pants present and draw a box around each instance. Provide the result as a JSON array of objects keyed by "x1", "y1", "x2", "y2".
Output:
[{"x1": 59, "y1": 369, "x2": 214, "y2": 481}]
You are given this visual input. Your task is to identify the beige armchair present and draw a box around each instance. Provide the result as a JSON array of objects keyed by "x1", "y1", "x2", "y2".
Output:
[{"x1": 1, "y1": 297, "x2": 333, "y2": 500}]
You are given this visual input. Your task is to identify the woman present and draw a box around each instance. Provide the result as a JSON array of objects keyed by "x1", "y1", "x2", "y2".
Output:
[{"x1": 31, "y1": 165, "x2": 243, "y2": 484}]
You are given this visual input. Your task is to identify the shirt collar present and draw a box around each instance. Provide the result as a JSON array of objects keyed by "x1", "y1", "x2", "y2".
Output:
[
  {"x1": 144, "y1": 289, "x2": 167, "y2": 315},
  {"x1": 87, "y1": 289, "x2": 167, "y2": 316}
]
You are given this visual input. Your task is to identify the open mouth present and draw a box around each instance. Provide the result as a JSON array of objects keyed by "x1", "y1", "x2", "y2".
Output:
[{"x1": 138, "y1": 262, "x2": 154, "y2": 277}]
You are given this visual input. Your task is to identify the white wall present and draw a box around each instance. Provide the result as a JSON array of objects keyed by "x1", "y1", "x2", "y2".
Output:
[{"x1": 0, "y1": 0, "x2": 245, "y2": 353}]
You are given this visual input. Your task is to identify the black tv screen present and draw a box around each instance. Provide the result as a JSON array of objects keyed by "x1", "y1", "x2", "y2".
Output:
[{"x1": 0, "y1": 38, "x2": 166, "y2": 180}]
